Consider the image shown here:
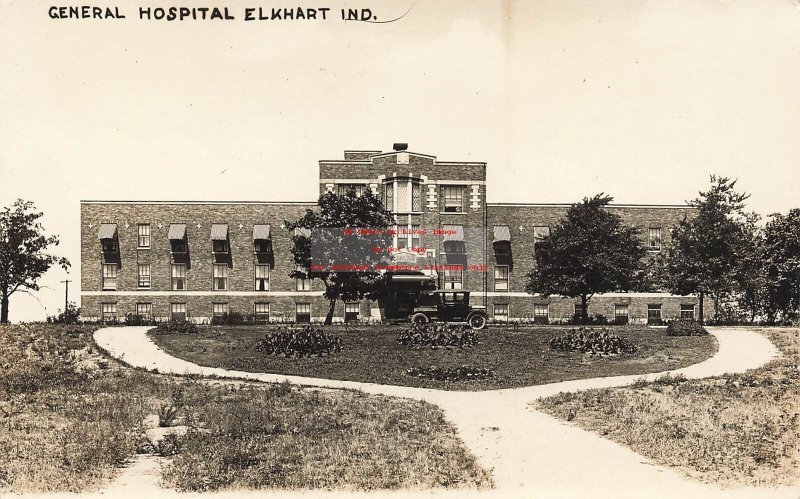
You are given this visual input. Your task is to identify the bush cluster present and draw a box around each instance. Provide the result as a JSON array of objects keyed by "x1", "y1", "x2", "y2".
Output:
[
  {"x1": 254, "y1": 326, "x2": 342, "y2": 357},
  {"x1": 666, "y1": 320, "x2": 709, "y2": 336},
  {"x1": 210, "y1": 312, "x2": 271, "y2": 326},
  {"x1": 153, "y1": 320, "x2": 198, "y2": 335},
  {"x1": 549, "y1": 327, "x2": 636, "y2": 356},
  {"x1": 396, "y1": 323, "x2": 479, "y2": 348},
  {"x1": 405, "y1": 365, "x2": 495, "y2": 381}
]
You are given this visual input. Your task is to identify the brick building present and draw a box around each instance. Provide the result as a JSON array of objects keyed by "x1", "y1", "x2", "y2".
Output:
[{"x1": 80, "y1": 144, "x2": 703, "y2": 324}]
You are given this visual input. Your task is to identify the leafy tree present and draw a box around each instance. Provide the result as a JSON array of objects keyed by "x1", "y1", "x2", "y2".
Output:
[
  {"x1": 762, "y1": 209, "x2": 800, "y2": 322},
  {"x1": 524, "y1": 194, "x2": 647, "y2": 324},
  {"x1": 656, "y1": 176, "x2": 753, "y2": 324},
  {"x1": 286, "y1": 188, "x2": 393, "y2": 325},
  {"x1": 0, "y1": 199, "x2": 70, "y2": 323},
  {"x1": 732, "y1": 212, "x2": 767, "y2": 323}
]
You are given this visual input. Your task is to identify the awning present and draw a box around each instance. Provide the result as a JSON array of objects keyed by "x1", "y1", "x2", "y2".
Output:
[
  {"x1": 168, "y1": 223, "x2": 186, "y2": 240},
  {"x1": 295, "y1": 227, "x2": 311, "y2": 238},
  {"x1": 493, "y1": 225, "x2": 511, "y2": 243},
  {"x1": 442, "y1": 225, "x2": 464, "y2": 242},
  {"x1": 253, "y1": 224, "x2": 271, "y2": 240},
  {"x1": 210, "y1": 224, "x2": 228, "y2": 241},
  {"x1": 97, "y1": 223, "x2": 117, "y2": 240}
]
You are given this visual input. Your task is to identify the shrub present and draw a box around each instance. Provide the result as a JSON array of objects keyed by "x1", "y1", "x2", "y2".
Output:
[
  {"x1": 46, "y1": 303, "x2": 81, "y2": 324},
  {"x1": 396, "y1": 323, "x2": 480, "y2": 348},
  {"x1": 154, "y1": 320, "x2": 198, "y2": 335},
  {"x1": 211, "y1": 312, "x2": 247, "y2": 326},
  {"x1": 405, "y1": 365, "x2": 495, "y2": 381},
  {"x1": 666, "y1": 320, "x2": 708, "y2": 336},
  {"x1": 254, "y1": 326, "x2": 341, "y2": 357},
  {"x1": 549, "y1": 327, "x2": 636, "y2": 356},
  {"x1": 124, "y1": 313, "x2": 157, "y2": 326}
]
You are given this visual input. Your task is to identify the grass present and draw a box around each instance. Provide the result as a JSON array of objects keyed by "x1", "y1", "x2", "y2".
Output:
[
  {"x1": 0, "y1": 323, "x2": 491, "y2": 493},
  {"x1": 535, "y1": 328, "x2": 800, "y2": 487},
  {"x1": 149, "y1": 324, "x2": 718, "y2": 390}
]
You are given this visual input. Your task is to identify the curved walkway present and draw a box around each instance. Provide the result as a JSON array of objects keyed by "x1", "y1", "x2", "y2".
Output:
[{"x1": 94, "y1": 326, "x2": 793, "y2": 499}]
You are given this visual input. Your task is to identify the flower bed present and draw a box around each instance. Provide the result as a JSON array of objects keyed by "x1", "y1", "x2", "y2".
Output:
[
  {"x1": 666, "y1": 320, "x2": 708, "y2": 336},
  {"x1": 549, "y1": 327, "x2": 636, "y2": 356},
  {"x1": 396, "y1": 323, "x2": 479, "y2": 349},
  {"x1": 254, "y1": 326, "x2": 342, "y2": 357}
]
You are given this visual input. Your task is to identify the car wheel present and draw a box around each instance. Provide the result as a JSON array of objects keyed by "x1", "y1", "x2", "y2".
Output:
[
  {"x1": 468, "y1": 314, "x2": 487, "y2": 330},
  {"x1": 411, "y1": 313, "x2": 429, "y2": 325}
]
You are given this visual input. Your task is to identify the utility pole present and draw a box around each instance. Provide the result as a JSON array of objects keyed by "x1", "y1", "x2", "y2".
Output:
[{"x1": 60, "y1": 279, "x2": 71, "y2": 312}]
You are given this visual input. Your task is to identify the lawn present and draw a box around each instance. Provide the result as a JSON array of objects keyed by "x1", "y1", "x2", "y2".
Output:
[
  {"x1": 149, "y1": 324, "x2": 718, "y2": 390},
  {"x1": 535, "y1": 328, "x2": 800, "y2": 487},
  {"x1": 0, "y1": 324, "x2": 491, "y2": 493}
]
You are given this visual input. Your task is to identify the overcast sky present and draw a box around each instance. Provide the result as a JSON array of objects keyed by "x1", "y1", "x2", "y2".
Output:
[{"x1": 1, "y1": 0, "x2": 799, "y2": 322}]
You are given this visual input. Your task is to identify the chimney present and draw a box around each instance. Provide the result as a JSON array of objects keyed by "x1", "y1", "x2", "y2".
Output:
[{"x1": 393, "y1": 143, "x2": 408, "y2": 151}]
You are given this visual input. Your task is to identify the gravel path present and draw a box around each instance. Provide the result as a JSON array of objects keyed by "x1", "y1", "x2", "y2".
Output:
[{"x1": 90, "y1": 326, "x2": 795, "y2": 499}]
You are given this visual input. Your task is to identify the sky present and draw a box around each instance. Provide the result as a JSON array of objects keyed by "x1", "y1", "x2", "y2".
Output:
[{"x1": 1, "y1": 0, "x2": 799, "y2": 322}]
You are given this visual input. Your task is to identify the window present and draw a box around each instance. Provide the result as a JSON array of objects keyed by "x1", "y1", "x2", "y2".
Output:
[
  {"x1": 411, "y1": 225, "x2": 421, "y2": 249},
  {"x1": 212, "y1": 239, "x2": 228, "y2": 254},
  {"x1": 534, "y1": 304, "x2": 549, "y2": 324},
  {"x1": 614, "y1": 304, "x2": 629, "y2": 324},
  {"x1": 494, "y1": 265, "x2": 509, "y2": 291},
  {"x1": 137, "y1": 224, "x2": 151, "y2": 248},
  {"x1": 171, "y1": 303, "x2": 187, "y2": 321},
  {"x1": 254, "y1": 303, "x2": 270, "y2": 322},
  {"x1": 137, "y1": 264, "x2": 151, "y2": 289},
  {"x1": 102, "y1": 264, "x2": 117, "y2": 290},
  {"x1": 135, "y1": 303, "x2": 152, "y2": 321},
  {"x1": 212, "y1": 303, "x2": 228, "y2": 317},
  {"x1": 296, "y1": 265, "x2": 311, "y2": 291},
  {"x1": 101, "y1": 239, "x2": 117, "y2": 253},
  {"x1": 254, "y1": 239, "x2": 270, "y2": 253},
  {"x1": 647, "y1": 304, "x2": 662, "y2": 324},
  {"x1": 494, "y1": 304, "x2": 509, "y2": 322},
  {"x1": 101, "y1": 303, "x2": 117, "y2": 322},
  {"x1": 337, "y1": 184, "x2": 367, "y2": 196},
  {"x1": 383, "y1": 183, "x2": 394, "y2": 211},
  {"x1": 213, "y1": 264, "x2": 228, "y2": 291},
  {"x1": 395, "y1": 225, "x2": 408, "y2": 250},
  {"x1": 170, "y1": 239, "x2": 186, "y2": 253},
  {"x1": 344, "y1": 302, "x2": 359, "y2": 323},
  {"x1": 396, "y1": 181, "x2": 410, "y2": 212},
  {"x1": 171, "y1": 264, "x2": 186, "y2": 291},
  {"x1": 648, "y1": 227, "x2": 662, "y2": 251},
  {"x1": 412, "y1": 183, "x2": 422, "y2": 212},
  {"x1": 443, "y1": 267, "x2": 463, "y2": 289},
  {"x1": 440, "y1": 185, "x2": 464, "y2": 212},
  {"x1": 680, "y1": 304, "x2": 696, "y2": 320},
  {"x1": 254, "y1": 264, "x2": 270, "y2": 291},
  {"x1": 296, "y1": 303, "x2": 311, "y2": 323}
]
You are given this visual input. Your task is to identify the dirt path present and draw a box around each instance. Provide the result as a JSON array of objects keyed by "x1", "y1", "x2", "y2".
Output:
[{"x1": 91, "y1": 326, "x2": 795, "y2": 499}]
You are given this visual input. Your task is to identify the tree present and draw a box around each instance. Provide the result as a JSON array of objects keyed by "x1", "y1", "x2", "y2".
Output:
[
  {"x1": 762, "y1": 209, "x2": 800, "y2": 323},
  {"x1": 524, "y1": 194, "x2": 647, "y2": 324},
  {"x1": 286, "y1": 188, "x2": 393, "y2": 325},
  {"x1": 656, "y1": 176, "x2": 753, "y2": 324},
  {"x1": 731, "y1": 212, "x2": 766, "y2": 323},
  {"x1": 0, "y1": 199, "x2": 70, "y2": 323}
]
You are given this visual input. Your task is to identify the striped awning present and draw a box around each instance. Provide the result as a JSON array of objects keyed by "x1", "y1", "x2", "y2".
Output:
[
  {"x1": 442, "y1": 225, "x2": 464, "y2": 242},
  {"x1": 97, "y1": 223, "x2": 117, "y2": 240},
  {"x1": 210, "y1": 224, "x2": 228, "y2": 241},
  {"x1": 253, "y1": 224, "x2": 271, "y2": 240},
  {"x1": 168, "y1": 223, "x2": 186, "y2": 240},
  {"x1": 493, "y1": 225, "x2": 511, "y2": 243}
]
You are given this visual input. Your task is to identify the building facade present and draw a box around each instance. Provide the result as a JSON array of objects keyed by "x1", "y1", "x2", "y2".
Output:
[{"x1": 80, "y1": 145, "x2": 703, "y2": 324}]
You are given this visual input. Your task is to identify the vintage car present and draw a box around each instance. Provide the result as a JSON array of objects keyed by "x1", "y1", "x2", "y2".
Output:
[{"x1": 409, "y1": 290, "x2": 488, "y2": 329}]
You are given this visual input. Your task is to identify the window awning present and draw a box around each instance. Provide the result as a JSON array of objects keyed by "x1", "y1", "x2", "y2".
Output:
[
  {"x1": 210, "y1": 224, "x2": 228, "y2": 241},
  {"x1": 493, "y1": 225, "x2": 511, "y2": 243},
  {"x1": 295, "y1": 227, "x2": 311, "y2": 238},
  {"x1": 168, "y1": 223, "x2": 186, "y2": 240},
  {"x1": 442, "y1": 225, "x2": 464, "y2": 242},
  {"x1": 97, "y1": 223, "x2": 117, "y2": 240},
  {"x1": 253, "y1": 224, "x2": 271, "y2": 240}
]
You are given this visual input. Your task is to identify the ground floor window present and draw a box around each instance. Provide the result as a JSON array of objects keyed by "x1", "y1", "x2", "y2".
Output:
[
  {"x1": 101, "y1": 302, "x2": 117, "y2": 322},
  {"x1": 614, "y1": 304, "x2": 629, "y2": 324},
  {"x1": 296, "y1": 303, "x2": 311, "y2": 323},
  {"x1": 212, "y1": 303, "x2": 228, "y2": 318},
  {"x1": 344, "y1": 302, "x2": 359, "y2": 323},
  {"x1": 135, "y1": 303, "x2": 152, "y2": 321},
  {"x1": 680, "y1": 304, "x2": 696, "y2": 320},
  {"x1": 494, "y1": 304, "x2": 509, "y2": 322},
  {"x1": 443, "y1": 268, "x2": 463, "y2": 290},
  {"x1": 534, "y1": 304, "x2": 549, "y2": 324},
  {"x1": 171, "y1": 303, "x2": 187, "y2": 321},
  {"x1": 647, "y1": 304, "x2": 662, "y2": 324},
  {"x1": 254, "y1": 303, "x2": 270, "y2": 322}
]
